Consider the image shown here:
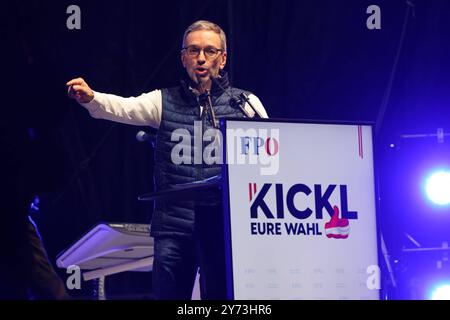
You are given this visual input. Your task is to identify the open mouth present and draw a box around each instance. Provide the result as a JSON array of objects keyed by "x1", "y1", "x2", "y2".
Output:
[{"x1": 195, "y1": 67, "x2": 209, "y2": 76}]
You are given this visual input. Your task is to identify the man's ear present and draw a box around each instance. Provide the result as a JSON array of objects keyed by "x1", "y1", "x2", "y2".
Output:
[
  {"x1": 220, "y1": 52, "x2": 227, "y2": 70},
  {"x1": 181, "y1": 52, "x2": 187, "y2": 68}
]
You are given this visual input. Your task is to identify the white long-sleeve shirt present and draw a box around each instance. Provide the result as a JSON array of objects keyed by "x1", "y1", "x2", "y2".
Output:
[{"x1": 81, "y1": 89, "x2": 268, "y2": 129}]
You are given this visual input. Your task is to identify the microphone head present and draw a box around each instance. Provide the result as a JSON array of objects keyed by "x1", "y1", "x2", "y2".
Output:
[{"x1": 136, "y1": 131, "x2": 148, "y2": 142}]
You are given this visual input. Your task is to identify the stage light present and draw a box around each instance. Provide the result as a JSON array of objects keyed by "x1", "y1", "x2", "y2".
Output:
[
  {"x1": 424, "y1": 170, "x2": 450, "y2": 206},
  {"x1": 430, "y1": 283, "x2": 450, "y2": 300}
]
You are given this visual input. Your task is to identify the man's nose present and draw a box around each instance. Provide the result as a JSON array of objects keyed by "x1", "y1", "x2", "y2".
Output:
[{"x1": 196, "y1": 51, "x2": 206, "y2": 64}]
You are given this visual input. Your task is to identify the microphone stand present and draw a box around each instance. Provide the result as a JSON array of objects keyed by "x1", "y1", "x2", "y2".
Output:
[
  {"x1": 197, "y1": 76, "x2": 218, "y2": 129},
  {"x1": 204, "y1": 89, "x2": 218, "y2": 129},
  {"x1": 196, "y1": 79, "x2": 221, "y2": 170}
]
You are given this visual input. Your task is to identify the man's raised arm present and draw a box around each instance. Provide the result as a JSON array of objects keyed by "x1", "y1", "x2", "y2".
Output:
[{"x1": 66, "y1": 77, "x2": 162, "y2": 129}]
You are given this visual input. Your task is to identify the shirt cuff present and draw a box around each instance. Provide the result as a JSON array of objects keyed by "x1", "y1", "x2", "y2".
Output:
[{"x1": 79, "y1": 91, "x2": 101, "y2": 111}]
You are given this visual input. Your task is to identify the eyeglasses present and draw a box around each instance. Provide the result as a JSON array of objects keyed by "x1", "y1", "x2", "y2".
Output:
[{"x1": 182, "y1": 45, "x2": 224, "y2": 59}]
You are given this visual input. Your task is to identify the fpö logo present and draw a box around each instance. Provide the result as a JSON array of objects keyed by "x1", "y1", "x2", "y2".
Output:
[
  {"x1": 240, "y1": 136, "x2": 279, "y2": 156},
  {"x1": 226, "y1": 128, "x2": 280, "y2": 175},
  {"x1": 248, "y1": 182, "x2": 358, "y2": 239}
]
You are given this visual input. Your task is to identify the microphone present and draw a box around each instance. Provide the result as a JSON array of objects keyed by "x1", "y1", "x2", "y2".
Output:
[
  {"x1": 210, "y1": 75, "x2": 261, "y2": 119},
  {"x1": 238, "y1": 92, "x2": 264, "y2": 119},
  {"x1": 136, "y1": 130, "x2": 156, "y2": 146},
  {"x1": 229, "y1": 96, "x2": 254, "y2": 118}
]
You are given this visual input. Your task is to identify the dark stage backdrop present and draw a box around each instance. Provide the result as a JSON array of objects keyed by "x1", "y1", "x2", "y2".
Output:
[{"x1": 3, "y1": 0, "x2": 450, "y2": 298}]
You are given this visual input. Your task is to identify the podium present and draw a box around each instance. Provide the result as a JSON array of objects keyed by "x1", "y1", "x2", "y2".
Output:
[{"x1": 220, "y1": 118, "x2": 380, "y2": 300}]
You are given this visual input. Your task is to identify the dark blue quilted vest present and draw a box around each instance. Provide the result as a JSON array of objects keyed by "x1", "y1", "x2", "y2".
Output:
[{"x1": 150, "y1": 72, "x2": 247, "y2": 237}]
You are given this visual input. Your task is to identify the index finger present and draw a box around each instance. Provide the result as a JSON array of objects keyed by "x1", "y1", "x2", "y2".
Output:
[{"x1": 66, "y1": 78, "x2": 84, "y2": 86}]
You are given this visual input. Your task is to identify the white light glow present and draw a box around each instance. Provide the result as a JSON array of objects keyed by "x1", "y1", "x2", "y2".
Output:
[{"x1": 425, "y1": 171, "x2": 450, "y2": 206}]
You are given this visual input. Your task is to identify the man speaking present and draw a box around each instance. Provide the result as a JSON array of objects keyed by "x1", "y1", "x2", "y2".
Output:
[{"x1": 67, "y1": 20, "x2": 267, "y2": 300}]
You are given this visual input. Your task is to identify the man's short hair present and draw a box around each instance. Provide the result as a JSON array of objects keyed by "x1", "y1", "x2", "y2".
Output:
[{"x1": 182, "y1": 20, "x2": 227, "y2": 53}]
